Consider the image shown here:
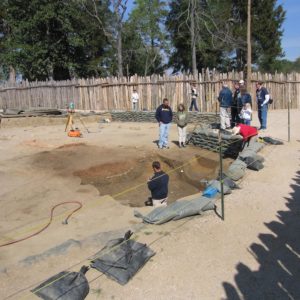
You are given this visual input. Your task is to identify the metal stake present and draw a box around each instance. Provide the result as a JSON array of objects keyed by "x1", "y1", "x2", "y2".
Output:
[
  {"x1": 288, "y1": 99, "x2": 291, "y2": 142},
  {"x1": 218, "y1": 130, "x2": 225, "y2": 221}
]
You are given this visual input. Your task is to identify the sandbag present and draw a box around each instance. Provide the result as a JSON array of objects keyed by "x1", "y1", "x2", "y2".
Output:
[
  {"x1": 172, "y1": 197, "x2": 215, "y2": 220},
  {"x1": 31, "y1": 266, "x2": 90, "y2": 300},
  {"x1": 207, "y1": 179, "x2": 231, "y2": 195},
  {"x1": 90, "y1": 231, "x2": 155, "y2": 285},
  {"x1": 243, "y1": 157, "x2": 264, "y2": 171},
  {"x1": 225, "y1": 159, "x2": 247, "y2": 181},
  {"x1": 262, "y1": 137, "x2": 284, "y2": 145},
  {"x1": 239, "y1": 148, "x2": 256, "y2": 159},
  {"x1": 244, "y1": 140, "x2": 264, "y2": 153},
  {"x1": 239, "y1": 149, "x2": 265, "y2": 163},
  {"x1": 217, "y1": 173, "x2": 240, "y2": 189},
  {"x1": 134, "y1": 195, "x2": 215, "y2": 225}
]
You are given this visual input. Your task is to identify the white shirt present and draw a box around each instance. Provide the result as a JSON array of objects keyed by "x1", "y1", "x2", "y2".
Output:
[
  {"x1": 191, "y1": 88, "x2": 197, "y2": 99},
  {"x1": 131, "y1": 92, "x2": 139, "y2": 103},
  {"x1": 240, "y1": 108, "x2": 252, "y2": 121}
]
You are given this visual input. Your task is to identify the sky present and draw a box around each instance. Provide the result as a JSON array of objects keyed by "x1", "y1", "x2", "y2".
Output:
[
  {"x1": 127, "y1": 0, "x2": 299, "y2": 62},
  {"x1": 279, "y1": 0, "x2": 300, "y2": 61}
]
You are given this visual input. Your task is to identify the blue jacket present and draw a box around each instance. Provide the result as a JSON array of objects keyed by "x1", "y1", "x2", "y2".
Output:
[
  {"x1": 155, "y1": 104, "x2": 173, "y2": 124},
  {"x1": 148, "y1": 171, "x2": 169, "y2": 200},
  {"x1": 239, "y1": 93, "x2": 252, "y2": 108},
  {"x1": 218, "y1": 87, "x2": 232, "y2": 108}
]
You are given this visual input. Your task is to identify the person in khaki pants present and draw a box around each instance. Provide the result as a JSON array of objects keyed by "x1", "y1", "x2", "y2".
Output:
[
  {"x1": 176, "y1": 103, "x2": 189, "y2": 148},
  {"x1": 218, "y1": 82, "x2": 232, "y2": 129}
]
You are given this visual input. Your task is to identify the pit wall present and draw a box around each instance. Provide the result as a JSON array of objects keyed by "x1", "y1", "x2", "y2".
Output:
[{"x1": 110, "y1": 111, "x2": 219, "y2": 124}]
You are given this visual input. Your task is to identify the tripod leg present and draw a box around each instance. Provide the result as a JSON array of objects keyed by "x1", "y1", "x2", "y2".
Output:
[{"x1": 65, "y1": 114, "x2": 73, "y2": 132}]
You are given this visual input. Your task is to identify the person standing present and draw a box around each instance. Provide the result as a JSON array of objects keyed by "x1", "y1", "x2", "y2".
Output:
[
  {"x1": 176, "y1": 103, "x2": 189, "y2": 148},
  {"x1": 147, "y1": 161, "x2": 169, "y2": 207},
  {"x1": 239, "y1": 103, "x2": 252, "y2": 125},
  {"x1": 218, "y1": 82, "x2": 232, "y2": 130},
  {"x1": 256, "y1": 82, "x2": 270, "y2": 130},
  {"x1": 155, "y1": 98, "x2": 173, "y2": 149},
  {"x1": 131, "y1": 89, "x2": 139, "y2": 111},
  {"x1": 231, "y1": 81, "x2": 241, "y2": 127},
  {"x1": 238, "y1": 86, "x2": 252, "y2": 124},
  {"x1": 189, "y1": 84, "x2": 199, "y2": 111},
  {"x1": 239, "y1": 79, "x2": 245, "y2": 87}
]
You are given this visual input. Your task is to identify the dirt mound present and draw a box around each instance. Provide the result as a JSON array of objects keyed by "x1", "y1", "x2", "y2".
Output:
[
  {"x1": 74, "y1": 161, "x2": 136, "y2": 179},
  {"x1": 31, "y1": 144, "x2": 127, "y2": 174},
  {"x1": 57, "y1": 143, "x2": 86, "y2": 149}
]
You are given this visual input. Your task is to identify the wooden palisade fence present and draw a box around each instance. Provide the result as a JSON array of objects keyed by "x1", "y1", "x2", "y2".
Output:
[{"x1": 0, "y1": 70, "x2": 299, "y2": 112}]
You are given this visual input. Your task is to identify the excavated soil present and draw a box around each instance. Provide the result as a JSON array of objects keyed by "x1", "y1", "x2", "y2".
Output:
[
  {"x1": 31, "y1": 143, "x2": 226, "y2": 207},
  {"x1": 72, "y1": 152, "x2": 227, "y2": 207}
]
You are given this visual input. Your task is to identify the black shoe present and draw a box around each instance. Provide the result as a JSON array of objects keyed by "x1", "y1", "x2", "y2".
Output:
[
  {"x1": 182, "y1": 142, "x2": 186, "y2": 147},
  {"x1": 145, "y1": 198, "x2": 153, "y2": 206}
]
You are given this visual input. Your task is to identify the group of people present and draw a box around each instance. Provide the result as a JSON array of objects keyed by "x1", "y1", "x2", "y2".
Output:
[
  {"x1": 146, "y1": 80, "x2": 271, "y2": 207},
  {"x1": 218, "y1": 80, "x2": 270, "y2": 131}
]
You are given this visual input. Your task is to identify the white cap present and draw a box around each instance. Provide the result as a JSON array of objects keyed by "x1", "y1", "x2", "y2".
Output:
[{"x1": 239, "y1": 79, "x2": 245, "y2": 85}]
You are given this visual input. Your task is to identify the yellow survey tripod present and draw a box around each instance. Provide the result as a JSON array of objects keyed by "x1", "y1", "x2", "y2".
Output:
[
  {"x1": 65, "y1": 109, "x2": 75, "y2": 132},
  {"x1": 65, "y1": 109, "x2": 90, "y2": 133}
]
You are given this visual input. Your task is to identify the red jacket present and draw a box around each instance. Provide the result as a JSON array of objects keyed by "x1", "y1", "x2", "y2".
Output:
[{"x1": 237, "y1": 124, "x2": 258, "y2": 141}]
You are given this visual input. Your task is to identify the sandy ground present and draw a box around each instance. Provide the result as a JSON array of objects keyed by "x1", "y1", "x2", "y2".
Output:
[{"x1": 0, "y1": 109, "x2": 300, "y2": 300}]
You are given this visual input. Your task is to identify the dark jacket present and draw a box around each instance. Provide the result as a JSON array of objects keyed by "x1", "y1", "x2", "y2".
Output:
[
  {"x1": 155, "y1": 104, "x2": 173, "y2": 124},
  {"x1": 218, "y1": 87, "x2": 232, "y2": 108},
  {"x1": 256, "y1": 87, "x2": 269, "y2": 104},
  {"x1": 240, "y1": 93, "x2": 252, "y2": 107},
  {"x1": 232, "y1": 89, "x2": 240, "y2": 111},
  {"x1": 148, "y1": 171, "x2": 169, "y2": 200}
]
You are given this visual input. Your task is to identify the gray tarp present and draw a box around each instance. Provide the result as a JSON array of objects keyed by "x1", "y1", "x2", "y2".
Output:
[
  {"x1": 134, "y1": 195, "x2": 215, "y2": 225},
  {"x1": 91, "y1": 231, "x2": 155, "y2": 285}
]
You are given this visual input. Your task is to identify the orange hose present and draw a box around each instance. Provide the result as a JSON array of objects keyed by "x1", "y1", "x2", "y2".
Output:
[{"x1": 0, "y1": 201, "x2": 82, "y2": 247}]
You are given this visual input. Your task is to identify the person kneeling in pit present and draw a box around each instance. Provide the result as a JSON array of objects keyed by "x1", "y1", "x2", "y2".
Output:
[
  {"x1": 231, "y1": 123, "x2": 258, "y2": 148},
  {"x1": 146, "y1": 161, "x2": 169, "y2": 207}
]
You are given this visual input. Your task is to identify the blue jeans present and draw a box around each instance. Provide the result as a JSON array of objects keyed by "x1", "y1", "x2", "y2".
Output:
[
  {"x1": 158, "y1": 123, "x2": 171, "y2": 148},
  {"x1": 244, "y1": 120, "x2": 251, "y2": 125},
  {"x1": 189, "y1": 99, "x2": 199, "y2": 111},
  {"x1": 258, "y1": 104, "x2": 268, "y2": 129}
]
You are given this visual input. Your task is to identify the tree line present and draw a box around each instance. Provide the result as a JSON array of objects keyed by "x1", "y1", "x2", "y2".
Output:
[{"x1": 0, "y1": 0, "x2": 297, "y2": 82}]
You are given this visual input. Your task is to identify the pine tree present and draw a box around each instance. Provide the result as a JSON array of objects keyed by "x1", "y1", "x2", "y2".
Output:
[
  {"x1": 123, "y1": 0, "x2": 168, "y2": 76},
  {"x1": 167, "y1": 0, "x2": 286, "y2": 73}
]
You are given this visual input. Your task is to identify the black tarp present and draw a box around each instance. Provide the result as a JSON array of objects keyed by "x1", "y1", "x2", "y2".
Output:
[
  {"x1": 31, "y1": 266, "x2": 89, "y2": 300},
  {"x1": 91, "y1": 231, "x2": 155, "y2": 285}
]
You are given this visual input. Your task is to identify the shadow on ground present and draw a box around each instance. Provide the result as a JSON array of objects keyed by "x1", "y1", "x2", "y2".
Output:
[{"x1": 223, "y1": 170, "x2": 300, "y2": 299}]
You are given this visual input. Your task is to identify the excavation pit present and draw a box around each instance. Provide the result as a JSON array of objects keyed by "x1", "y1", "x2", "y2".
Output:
[{"x1": 73, "y1": 151, "x2": 231, "y2": 207}]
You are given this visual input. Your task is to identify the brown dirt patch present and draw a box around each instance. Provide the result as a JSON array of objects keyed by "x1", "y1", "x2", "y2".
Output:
[
  {"x1": 73, "y1": 152, "x2": 225, "y2": 207},
  {"x1": 30, "y1": 143, "x2": 230, "y2": 207},
  {"x1": 74, "y1": 161, "x2": 136, "y2": 178},
  {"x1": 57, "y1": 142, "x2": 86, "y2": 149}
]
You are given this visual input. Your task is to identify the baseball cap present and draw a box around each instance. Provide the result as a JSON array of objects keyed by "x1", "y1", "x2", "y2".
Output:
[{"x1": 239, "y1": 79, "x2": 245, "y2": 85}]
